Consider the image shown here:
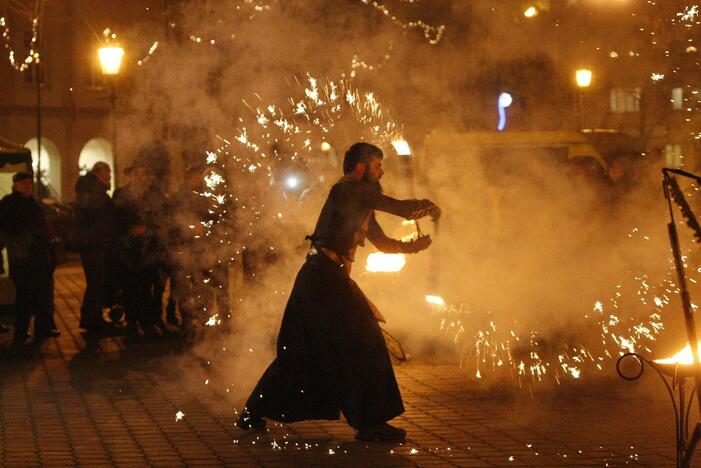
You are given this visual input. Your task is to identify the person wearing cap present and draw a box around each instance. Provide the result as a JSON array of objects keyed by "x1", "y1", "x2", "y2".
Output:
[{"x1": 0, "y1": 172, "x2": 60, "y2": 345}]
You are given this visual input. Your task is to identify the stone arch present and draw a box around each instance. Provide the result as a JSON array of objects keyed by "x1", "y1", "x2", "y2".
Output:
[
  {"x1": 79, "y1": 138, "x2": 114, "y2": 189},
  {"x1": 24, "y1": 137, "x2": 62, "y2": 199}
]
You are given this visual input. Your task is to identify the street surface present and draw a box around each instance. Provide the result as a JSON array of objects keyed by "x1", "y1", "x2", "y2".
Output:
[{"x1": 0, "y1": 263, "x2": 680, "y2": 466}]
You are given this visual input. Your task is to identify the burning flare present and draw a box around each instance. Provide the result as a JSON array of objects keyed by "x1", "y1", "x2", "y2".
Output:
[
  {"x1": 365, "y1": 253, "x2": 406, "y2": 272},
  {"x1": 655, "y1": 343, "x2": 701, "y2": 365}
]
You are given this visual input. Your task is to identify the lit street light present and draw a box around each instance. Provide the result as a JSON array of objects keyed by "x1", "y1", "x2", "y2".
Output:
[
  {"x1": 575, "y1": 68, "x2": 592, "y2": 130},
  {"x1": 97, "y1": 47, "x2": 124, "y2": 75},
  {"x1": 497, "y1": 92, "x2": 513, "y2": 132},
  {"x1": 523, "y1": 6, "x2": 538, "y2": 18},
  {"x1": 576, "y1": 68, "x2": 592, "y2": 88},
  {"x1": 391, "y1": 138, "x2": 412, "y2": 157},
  {"x1": 98, "y1": 46, "x2": 124, "y2": 184}
]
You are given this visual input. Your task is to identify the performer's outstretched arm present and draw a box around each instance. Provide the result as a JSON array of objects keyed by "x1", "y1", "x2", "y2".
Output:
[
  {"x1": 367, "y1": 213, "x2": 431, "y2": 254},
  {"x1": 348, "y1": 181, "x2": 441, "y2": 220}
]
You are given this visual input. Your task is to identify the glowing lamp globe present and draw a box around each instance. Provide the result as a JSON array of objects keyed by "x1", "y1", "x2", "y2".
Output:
[
  {"x1": 391, "y1": 139, "x2": 412, "y2": 157},
  {"x1": 498, "y1": 92, "x2": 513, "y2": 108},
  {"x1": 98, "y1": 47, "x2": 124, "y2": 75},
  {"x1": 576, "y1": 69, "x2": 592, "y2": 88},
  {"x1": 285, "y1": 175, "x2": 299, "y2": 190},
  {"x1": 523, "y1": 6, "x2": 538, "y2": 18}
]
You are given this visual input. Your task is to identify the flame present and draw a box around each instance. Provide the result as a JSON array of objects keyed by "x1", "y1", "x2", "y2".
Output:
[
  {"x1": 365, "y1": 252, "x2": 406, "y2": 272},
  {"x1": 655, "y1": 343, "x2": 701, "y2": 365},
  {"x1": 425, "y1": 295, "x2": 445, "y2": 306}
]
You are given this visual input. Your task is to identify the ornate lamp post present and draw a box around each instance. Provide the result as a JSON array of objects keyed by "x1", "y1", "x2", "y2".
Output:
[{"x1": 97, "y1": 46, "x2": 124, "y2": 185}]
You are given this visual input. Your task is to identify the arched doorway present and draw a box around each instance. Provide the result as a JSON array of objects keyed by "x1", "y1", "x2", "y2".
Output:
[
  {"x1": 79, "y1": 138, "x2": 114, "y2": 189},
  {"x1": 24, "y1": 137, "x2": 62, "y2": 199}
]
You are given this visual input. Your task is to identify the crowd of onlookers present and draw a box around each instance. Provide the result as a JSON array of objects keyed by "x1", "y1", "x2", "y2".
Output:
[
  {"x1": 0, "y1": 143, "x2": 675, "y2": 349},
  {"x1": 0, "y1": 155, "x2": 230, "y2": 348}
]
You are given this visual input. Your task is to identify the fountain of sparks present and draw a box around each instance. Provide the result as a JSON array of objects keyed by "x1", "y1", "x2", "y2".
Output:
[
  {"x1": 420, "y1": 223, "x2": 682, "y2": 389},
  {"x1": 193, "y1": 74, "x2": 403, "y2": 277}
]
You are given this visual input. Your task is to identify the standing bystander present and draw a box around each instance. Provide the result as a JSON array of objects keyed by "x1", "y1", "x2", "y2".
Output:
[
  {"x1": 0, "y1": 172, "x2": 60, "y2": 345},
  {"x1": 75, "y1": 162, "x2": 119, "y2": 333}
]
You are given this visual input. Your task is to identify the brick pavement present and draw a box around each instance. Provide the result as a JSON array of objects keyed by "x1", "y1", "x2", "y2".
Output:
[{"x1": 0, "y1": 263, "x2": 681, "y2": 466}]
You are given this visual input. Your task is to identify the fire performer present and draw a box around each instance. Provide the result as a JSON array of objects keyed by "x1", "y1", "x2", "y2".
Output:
[{"x1": 237, "y1": 142, "x2": 440, "y2": 441}]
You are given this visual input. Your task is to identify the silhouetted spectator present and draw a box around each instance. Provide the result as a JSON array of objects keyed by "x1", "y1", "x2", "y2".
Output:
[
  {"x1": 0, "y1": 172, "x2": 60, "y2": 345},
  {"x1": 75, "y1": 162, "x2": 119, "y2": 333},
  {"x1": 113, "y1": 164, "x2": 163, "y2": 338}
]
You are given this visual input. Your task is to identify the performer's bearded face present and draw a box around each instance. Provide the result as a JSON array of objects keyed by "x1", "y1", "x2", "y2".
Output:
[{"x1": 362, "y1": 156, "x2": 384, "y2": 183}]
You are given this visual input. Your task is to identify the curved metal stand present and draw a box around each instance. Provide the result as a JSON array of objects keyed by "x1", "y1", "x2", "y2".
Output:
[{"x1": 617, "y1": 353, "x2": 701, "y2": 467}]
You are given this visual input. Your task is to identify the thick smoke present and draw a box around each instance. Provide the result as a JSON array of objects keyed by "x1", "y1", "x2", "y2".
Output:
[{"x1": 104, "y1": 0, "x2": 698, "y2": 398}]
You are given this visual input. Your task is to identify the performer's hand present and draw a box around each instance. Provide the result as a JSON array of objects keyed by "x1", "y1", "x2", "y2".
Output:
[
  {"x1": 428, "y1": 203, "x2": 441, "y2": 221},
  {"x1": 404, "y1": 235, "x2": 432, "y2": 253},
  {"x1": 415, "y1": 199, "x2": 441, "y2": 221}
]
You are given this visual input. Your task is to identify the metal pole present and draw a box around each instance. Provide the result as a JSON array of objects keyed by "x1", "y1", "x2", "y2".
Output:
[
  {"x1": 110, "y1": 79, "x2": 117, "y2": 186},
  {"x1": 36, "y1": 60, "x2": 41, "y2": 191},
  {"x1": 577, "y1": 90, "x2": 584, "y2": 130},
  {"x1": 35, "y1": 2, "x2": 42, "y2": 193}
]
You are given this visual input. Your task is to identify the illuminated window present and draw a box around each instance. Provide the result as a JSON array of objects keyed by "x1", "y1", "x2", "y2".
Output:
[
  {"x1": 610, "y1": 87, "x2": 640, "y2": 113},
  {"x1": 665, "y1": 143, "x2": 683, "y2": 168},
  {"x1": 672, "y1": 87, "x2": 683, "y2": 110}
]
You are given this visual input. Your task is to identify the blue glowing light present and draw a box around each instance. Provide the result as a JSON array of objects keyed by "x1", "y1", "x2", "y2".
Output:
[{"x1": 497, "y1": 92, "x2": 512, "y2": 131}]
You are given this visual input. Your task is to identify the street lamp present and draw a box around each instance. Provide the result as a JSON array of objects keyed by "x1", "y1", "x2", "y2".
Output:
[
  {"x1": 523, "y1": 6, "x2": 538, "y2": 18},
  {"x1": 576, "y1": 68, "x2": 592, "y2": 88},
  {"x1": 98, "y1": 46, "x2": 123, "y2": 185},
  {"x1": 575, "y1": 68, "x2": 592, "y2": 129}
]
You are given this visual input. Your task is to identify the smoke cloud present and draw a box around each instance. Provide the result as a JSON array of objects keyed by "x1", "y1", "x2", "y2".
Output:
[{"x1": 101, "y1": 0, "x2": 696, "y2": 401}]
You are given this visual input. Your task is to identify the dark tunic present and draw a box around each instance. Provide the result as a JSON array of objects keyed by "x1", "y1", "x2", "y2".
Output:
[{"x1": 244, "y1": 177, "x2": 434, "y2": 429}]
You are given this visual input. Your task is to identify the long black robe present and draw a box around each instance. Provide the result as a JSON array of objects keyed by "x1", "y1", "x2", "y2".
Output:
[{"x1": 243, "y1": 177, "x2": 434, "y2": 429}]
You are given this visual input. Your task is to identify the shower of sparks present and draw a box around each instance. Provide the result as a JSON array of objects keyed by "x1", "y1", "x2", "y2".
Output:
[
  {"x1": 651, "y1": 73, "x2": 664, "y2": 81},
  {"x1": 206, "y1": 314, "x2": 221, "y2": 326},
  {"x1": 1, "y1": 16, "x2": 40, "y2": 71},
  {"x1": 358, "y1": 0, "x2": 445, "y2": 45},
  {"x1": 196, "y1": 74, "x2": 402, "y2": 265},
  {"x1": 677, "y1": 5, "x2": 699, "y2": 23},
  {"x1": 429, "y1": 226, "x2": 680, "y2": 386},
  {"x1": 175, "y1": 410, "x2": 185, "y2": 421}
]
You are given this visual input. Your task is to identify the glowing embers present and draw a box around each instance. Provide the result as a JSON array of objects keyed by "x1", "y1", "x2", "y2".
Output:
[
  {"x1": 365, "y1": 252, "x2": 406, "y2": 272},
  {"x1": 425, "y1": 295, "x2": 445, "y2": 306}
]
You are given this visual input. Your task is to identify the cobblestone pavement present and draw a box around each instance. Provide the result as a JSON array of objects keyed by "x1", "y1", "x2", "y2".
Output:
[{"x1": 0, "y1": 264, "x2": 681, "y2": 466}]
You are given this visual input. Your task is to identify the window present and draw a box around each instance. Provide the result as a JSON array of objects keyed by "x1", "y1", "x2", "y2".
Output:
[
  {"x1": 610, "y1": 87, "x2": 641, "y2": 113},
  {"x1": 665, "y1": 143, "x2": 684, "y2": 168},
  {"x1": 672, "y1": 87, "x2": 683, "y2": 110}
]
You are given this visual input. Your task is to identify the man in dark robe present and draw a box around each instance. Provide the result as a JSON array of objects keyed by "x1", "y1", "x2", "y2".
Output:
[
  {"x1": 0, "y1": 172, "x2": 60, "y2": 345},
  {"x1": 237, "y1": 142, "x2": 440, "y2": 441}
]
